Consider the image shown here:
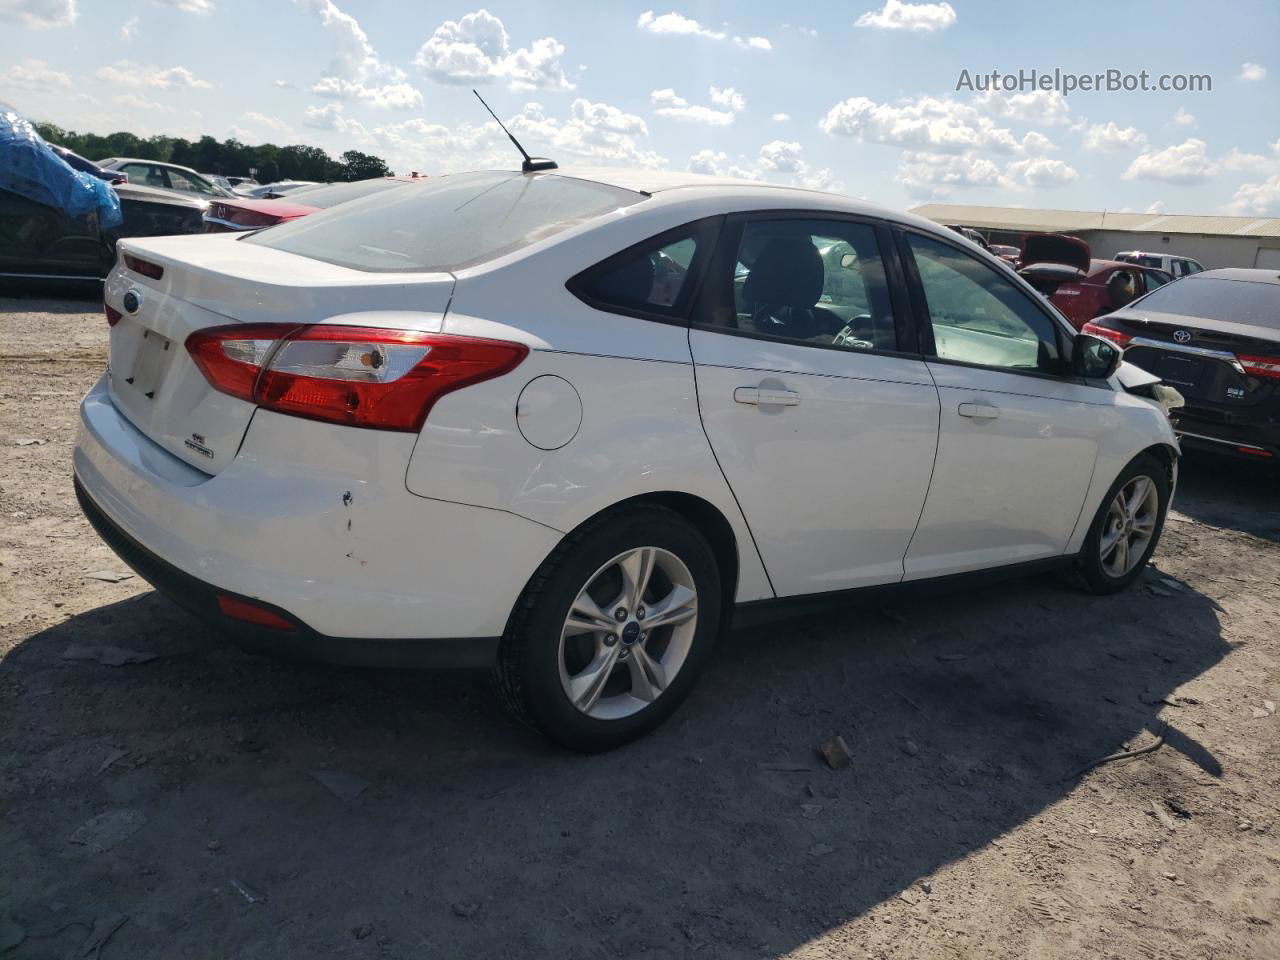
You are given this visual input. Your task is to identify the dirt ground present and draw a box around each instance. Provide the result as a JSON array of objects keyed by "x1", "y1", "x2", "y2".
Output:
[{"x1": 1, "y1": 287, "x2": 1278, "y2": 960}]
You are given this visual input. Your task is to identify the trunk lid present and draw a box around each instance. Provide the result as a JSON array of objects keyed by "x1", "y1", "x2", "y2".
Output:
[
  {"x1": 104, "y1": 234, "x2": 453, "y2": 474},
  {"x1": 1018, "y1": 233, "x2": 1092, "y2": 274},
  {"x1": 1106, "y1": 308, "x2": 1280, "y2": 407}
]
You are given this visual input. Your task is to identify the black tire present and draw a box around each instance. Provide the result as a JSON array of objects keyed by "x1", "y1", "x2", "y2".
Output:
[
  {"x1": 495, "y1": 505, "x2": 722, "y2": 752},
  {"x1": 1077, "y1": 452, "x2": 1171, "y2": 594}
]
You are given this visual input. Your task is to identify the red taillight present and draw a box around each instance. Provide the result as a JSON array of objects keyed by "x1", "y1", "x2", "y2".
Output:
[
  {"x1": 1236, "y1": 353, "x2": 1280, "y2": 380},
  {"x1": 105, "y1": 303, "x2": 122, "y2": 327},
  {"x1": 123, "y1": 254, "x2": 163, "y2": 280},
  {"x1": 1236, "y1": 446, "x2": 1274, "y2": 458},
  {"x1": 216, "y1": 594, "x2": 296, "y2": 631},
  {"x1": 186, "y1": 324, "x2": 528, "y2": 431},
  {"x1": 1081, "y1": 321, "x2": 1132, "y2": 348}
]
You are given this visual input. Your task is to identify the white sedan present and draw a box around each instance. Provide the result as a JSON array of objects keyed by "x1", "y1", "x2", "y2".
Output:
[{"x1": 75, "y1": 168, "x2": 1178, "y2": 751}]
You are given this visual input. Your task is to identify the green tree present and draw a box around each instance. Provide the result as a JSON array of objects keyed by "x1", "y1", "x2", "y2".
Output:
[{"x1": 339, "y1": 150, "x2": 390, "y2": 181}]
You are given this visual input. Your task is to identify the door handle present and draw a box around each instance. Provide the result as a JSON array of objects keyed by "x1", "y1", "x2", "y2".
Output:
[
  {"x1": 957, "y1": 401, "x2": 999, "y2": 420},
  {"x1": 735, "y1": 387, "x2": 801, "y2": 407}
]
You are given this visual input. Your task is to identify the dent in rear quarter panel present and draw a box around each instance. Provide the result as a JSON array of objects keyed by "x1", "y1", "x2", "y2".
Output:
[{"x1": 404, "y1": 327, "x2": 774, "y2": 604}]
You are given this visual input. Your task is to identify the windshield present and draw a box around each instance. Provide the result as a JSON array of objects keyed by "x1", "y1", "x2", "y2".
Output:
[
  {"x1": 1134, "y1": 276, "x2": 1280, "y2": 328},
  {"x1": 245, "y1": 171, "x2": 644, "y2": 272},
  {"x1": 282, "y1": 178, "x2": 411, "y2": 210}
]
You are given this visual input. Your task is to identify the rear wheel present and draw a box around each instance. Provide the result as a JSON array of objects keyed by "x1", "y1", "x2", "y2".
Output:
[
  {"x1": 495, "y1": 506, "x2": 721, "y2": 752},
  {"x1": 1078, "y1": 453, "x2": 1170, "y2": 593}
]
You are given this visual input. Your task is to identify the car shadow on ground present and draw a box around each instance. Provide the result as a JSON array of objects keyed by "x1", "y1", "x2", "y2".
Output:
[
  {"x1": 1, "y1": 561, "x2": 1230, "y2": 958},
  {"x1": 0, "y1": 280, "x2": 103, "y2": 309},
  {"x1": 1171, "y1": 453, "x2": 1279, "y2": 543}
]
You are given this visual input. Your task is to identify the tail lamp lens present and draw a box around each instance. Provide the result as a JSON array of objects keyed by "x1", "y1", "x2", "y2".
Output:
[
  {"x1": 1236, "y1": 353, "x2": 1280, "y2": 380},
  {"x1": 186, "y1": 324, "x2": 528, "y2": 431},
  {"x1": 1080, "y1": 321, "x2": 1132, "y2": 348}
]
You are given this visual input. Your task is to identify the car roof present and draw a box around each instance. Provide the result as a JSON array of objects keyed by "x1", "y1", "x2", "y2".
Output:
[
  {"x1": 114, "y1": 182, "x2": 208, "y2": 207},
  {"x1": 1192, "y1": 267, "x2": 1280, "y2": 284},
  {"x1": 529, "y1": 165, "x2": 947, "y2": 235},
  {"x1": 108, "y1": 157, "x2": 199, "y2": 174}
]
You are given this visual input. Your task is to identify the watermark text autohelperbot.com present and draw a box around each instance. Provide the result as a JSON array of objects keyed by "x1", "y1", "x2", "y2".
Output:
[{"x1": 957, "y1": 68, "x2": 1212, "y2": 96}]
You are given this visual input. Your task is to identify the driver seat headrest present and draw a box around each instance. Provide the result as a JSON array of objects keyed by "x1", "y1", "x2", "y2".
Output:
[{"x1": 742, "y1": 237, "x2": 823, "y2": 309}]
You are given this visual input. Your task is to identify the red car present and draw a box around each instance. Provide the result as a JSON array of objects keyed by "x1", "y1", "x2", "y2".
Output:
[
  {"x1": 203, "y1": 176, "x2": 426, "y2": 233},
  {"x1": 1016, "y1": 234, "x2": 1174, "y2": 330}
]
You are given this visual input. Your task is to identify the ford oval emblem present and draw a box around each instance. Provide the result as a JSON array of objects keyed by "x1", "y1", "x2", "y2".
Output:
[
  {"x1": 122, "y1": 289, "x2": 142, "y2": 314},
  {"x1": 1173, "y1": 329, "x2": 1192, "y2": 344}
]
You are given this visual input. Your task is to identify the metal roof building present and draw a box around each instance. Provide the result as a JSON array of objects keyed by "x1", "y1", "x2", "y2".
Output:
[{"x1": 909, "y1": 204, "x2": 1280, "y2": 270}]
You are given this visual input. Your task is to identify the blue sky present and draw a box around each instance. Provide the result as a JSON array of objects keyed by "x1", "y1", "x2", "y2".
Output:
[{"x1": 2, "y1": 0, "x2": 1277, "y2": 214}]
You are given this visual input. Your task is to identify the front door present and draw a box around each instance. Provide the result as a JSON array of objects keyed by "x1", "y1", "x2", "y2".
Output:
[
  {"x1": 690, "y1": 215, "x2": 940, "y2": 597},
  {"x1": 898, "y1": 230, "x2": 1107, "y2": 579}
]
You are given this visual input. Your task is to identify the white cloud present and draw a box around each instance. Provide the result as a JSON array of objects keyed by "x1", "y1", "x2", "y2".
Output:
[
  {"x1": 94, "y1": 61, "x2": 212, "y2": 90},
  {"x1": 709, "y1": 86, "x2": 746, "y2": 112},
  {"x1": 1239, "y1": 62, "x2": 1267, "y2": 82},
  {"x1": 1145, "y1": 200, "x2": 1166, "y2": 214},
  {"x1": 1172, "y1": 107, "x2": 1196, "y2": 127},
  {"x1": 1219, "y1": 147, "x2": 1279, "y2": 175},
  {"x1": 302, "y1": 102, "x2": 366, "y2": 140},
  {"x1": 637, "y1": 10, "x2": 724, "y2": 40},
  {"x1": 637, "y1": 10, "x2": 772, "y2": 51},
  {"x1": 237, "y1": 111, "x2": 298, "y2": 140},
  {"x1": 855, "y1": 0, "x2": 956, "y2": 32},
  {"x1": 113, "y1": 93, "x2": 173, "y2": 113},
  {"x1": 311, "y1": 77, "x2": 423, "y2": 109},
  {"x1": 758, "y1": 139, "x2": 804, "y2": 173},
  {"x1": 688, "y1": 149, "x2": 730, "y2": 175},
  {"x1": 119, "y1": 15, "x2": 138, "y2": 40},
  {"x1": 0, "y1": 0, "x2": 77, "y2": 28},
  {"x1": 975, "y1": 89, "x2": 1071, "y2": 126},
  {"x1": 822, "y1": 95, "x2": 1020, "y2": 154},
  {"x1": 1020, "y1": 131, "x2": 1056, "y2": 155},
  {"x1": 297, "y1": 0, "x2": 424, "y2": 107},
  {"x1": 771, "y1": 112, "x2": 790, "y2": 122},
  {"x1": 898, "y1": 151, "x2": 1003, "y2": 199},
  {"x1": 651, "y1": 88, "x2": 736, "y2": 126},
  {"x1": 1081, "y1": 121, "x2": 1148, "y2": 151},
  {"x1": 0, "y1": 57, "x2": 72, "y2": 92},
  {"x1": 152, "y1": 0, "x2": 214, "y2": 13},
  {"x1": 1227, "y1": 174, "x2": 1280, "y2": 215},
  {"x1": 1005, "y1": 156, "x2": 1078, "y2": 188},
  {"x1": 1122, "y1": 138, "x2": 1214, "y2": 185},
  {"x1": 416, "y1": 9, "x2": 571, "y2": 90}
]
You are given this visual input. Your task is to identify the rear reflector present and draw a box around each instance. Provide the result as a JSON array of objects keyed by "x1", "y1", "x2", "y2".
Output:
[
  {"x1": 1236, "y1": 353, "x2": 1280, "y2": 380},
  {"x1": 1080, "y1": 321, "x2": 1132, "y2": 348},
  {"x1": 105, "y1": 303, "x2": 122, "y2": 327},
  {"x1": 216, "y1": 594, "x2": 296, "y2": 631},
  {"x1": 187, "y1": 324, "x2": 528, "y2": 431},
  {"x1": 123, "y1": 253, "x2": 164, "y2": 280},
  {"x1": 1236, "y1": 446, "x2": 1273, "y2": 458}
]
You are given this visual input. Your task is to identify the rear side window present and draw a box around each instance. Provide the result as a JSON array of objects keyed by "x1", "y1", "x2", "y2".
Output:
[
  {"x1": 570, "y1": 221, "x2": 715, "y2": 319},
  {"x1": 1134, "y1": 276, "x2": 1280, "y2": 328},
  {"x1": 245, "y1": 172, "x2": 644, "y2": 272}
]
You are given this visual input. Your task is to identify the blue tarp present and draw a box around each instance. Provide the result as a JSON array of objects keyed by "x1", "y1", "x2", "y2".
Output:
[{"x1": 0, "y1": 105, "x2": 123, "y2": 229}]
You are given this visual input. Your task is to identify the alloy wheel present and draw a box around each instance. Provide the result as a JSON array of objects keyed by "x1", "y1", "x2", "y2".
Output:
[
  {"x1": 557, "y1": 546, "x2": 698, "y2": 720},
  {"x1": 1099, "y1": 475, "x2": 1159, "y2": 578}
]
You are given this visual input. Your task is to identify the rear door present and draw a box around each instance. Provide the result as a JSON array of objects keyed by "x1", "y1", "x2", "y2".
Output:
[
  {"x1": 689, "y1": 214, "x2": 940, "y2": 596},
  {"x1": 897, "y1": 229, "x2": 1108, "y2": 579}
]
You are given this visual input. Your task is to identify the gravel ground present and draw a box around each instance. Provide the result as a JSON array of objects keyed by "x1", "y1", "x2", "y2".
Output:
[{"x1": 1, "y1": 288, "x2": 1278, "y2": 959}]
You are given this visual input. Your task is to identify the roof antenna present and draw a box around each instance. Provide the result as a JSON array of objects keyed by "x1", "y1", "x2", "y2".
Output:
[{"x1": 473, "y1": 89, "x2": 558, "y2": 173}]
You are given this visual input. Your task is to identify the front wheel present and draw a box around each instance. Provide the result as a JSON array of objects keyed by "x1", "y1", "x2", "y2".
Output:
[
  {"x1": 495, "y1": 506, "x2": 722, "y2": 752},
  {"x1": 1078, "y1": 453, "x2": 1171, "y2": 593}
]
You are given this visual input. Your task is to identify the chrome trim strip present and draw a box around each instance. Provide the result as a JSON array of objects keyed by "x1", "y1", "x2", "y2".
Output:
[
  {"x1": 1127, "y1": 336, "x2": 1245, "y2": 374},
  {"x1": 1176, "y1": 429, "x2": 1267, "y2": 452},
  {"x1": 0, "y1": 271, "x2": 102, "y2": 281},
  {"x1": 201, "y1": 214, "x2": 256, "y2": 231}
]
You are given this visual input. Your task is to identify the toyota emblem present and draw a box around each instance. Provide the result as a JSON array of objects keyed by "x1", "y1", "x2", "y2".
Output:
[{"x1": 1172, "y1": 329, "x2": 1192, "y2": 344}]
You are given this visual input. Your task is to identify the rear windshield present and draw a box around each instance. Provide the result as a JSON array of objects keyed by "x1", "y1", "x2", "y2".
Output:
[
  {"x1": 245, "y1": 171, "x2": 644, "y2": 272},
  {"x1": 1135, "y1": 276, "x2": 1280, "y2": 328},
  {"x1": 284, "y1": 178, "x2": 411, "y2": 210}
]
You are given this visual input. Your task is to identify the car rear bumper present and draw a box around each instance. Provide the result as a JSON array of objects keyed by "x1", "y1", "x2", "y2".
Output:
[
  {"x1": 73, "y1": 375, "x2": 562, "y2": 661},
  {"x1": 1173, "y1": 407, "x2": 1280, "y2": 462}
]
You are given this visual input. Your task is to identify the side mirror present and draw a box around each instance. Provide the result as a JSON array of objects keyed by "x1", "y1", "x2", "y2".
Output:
[{"x1": 1072, "y1": 333, "x2": 1122, "y2": 379}]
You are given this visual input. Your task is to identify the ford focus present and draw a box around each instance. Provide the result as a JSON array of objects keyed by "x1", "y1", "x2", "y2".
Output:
[{"x1": 75, "y1": 167, "x2": 1179, "y2": 750}]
